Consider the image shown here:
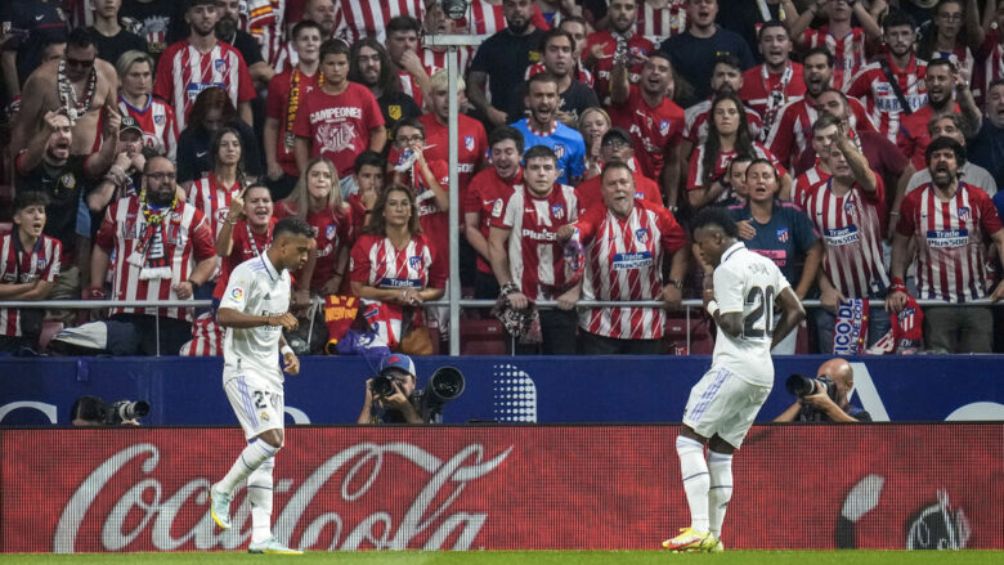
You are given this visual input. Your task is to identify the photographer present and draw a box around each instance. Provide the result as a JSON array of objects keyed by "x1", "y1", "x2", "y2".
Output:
[
  {"x1": 358, "y1": 354, "x2": 424, "y2": 425},
  {"x1": 773, "y1": 358, "x2": 871, "y2": 423},
  {"x1": 69, "y1": 396, "x2": 147, "y2": 426}
]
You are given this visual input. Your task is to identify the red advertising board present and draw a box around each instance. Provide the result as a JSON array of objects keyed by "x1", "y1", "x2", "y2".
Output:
[{"x1": 2, "y1": 425, "x2": 1001, "y2": 552}]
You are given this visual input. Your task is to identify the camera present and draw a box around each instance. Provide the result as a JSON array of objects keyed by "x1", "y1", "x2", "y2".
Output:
[
  {"x1": 370, "y1": 374, "x2": 397, "y2": 397},
  {"x1": 104, "y1": 400, "x2": 150, "y2": 425},
  {"x1": 785, "y1": 373, "x2": 838, "y2": 401},
  {"x1": 420, "y1": 366, "x2": 465, "y2": 422}
]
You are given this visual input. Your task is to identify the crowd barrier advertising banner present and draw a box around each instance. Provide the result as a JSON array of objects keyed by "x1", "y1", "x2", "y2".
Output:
[
  {"x1": 1, "y1": 425, "x2": 1000, "y2": 552},
  {"x1": 1, "y1": 356, "x2": 1003, "y2": 426}
]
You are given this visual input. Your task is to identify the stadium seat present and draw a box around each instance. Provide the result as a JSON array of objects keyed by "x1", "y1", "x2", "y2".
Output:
[
  {"x1": 664, "y1": 316, "x2": 714, "y2": 355},
  {"x1": 460, "y1": 319, "x2": 508, "y2": 355},
  {"x1": 38, "y1": 320, "x2": 64, "y2": 351}
]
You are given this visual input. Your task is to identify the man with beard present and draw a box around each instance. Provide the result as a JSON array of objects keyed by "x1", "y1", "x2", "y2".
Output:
[
  {"x1": 609, "y1": 50, "x2": 685, "y2": 210},
  {"x1": 846, "y1": 10, "x2": 929, "y2": 142},
  {"x1": 85, "y1": 0, "x2": 148, "y2": 68},
  {"x1": 965, "y1": 78, "x2": 1004, "y2": 189},
  {"x1": 465, "y1": 126, "x2": 524, "y2": 299},
  {"x1": 273, "y1": 0, "x2": 336, "y2": 73},
  {"x1": 682, "y1": 55, "x2": 764, "y2": 159},
  {"x1": 511, "y1": 74, "x2": 586, "y2": 185},
  {"x1": 153, "y1": 0, "x2": 256, "y2": 130},
  {"x1": 739, "y1": 21, "x2": 805, "y2": 138},
  {"x1": 766, "y1": 47, "x2": 876, "y2": 169},
  {"x1": 215, "y1": 0, "x2": 275, "y2": 89},
  {"x1": 583, "y1": 0, "x2": 654, "y2": 104},
  {"x1": 16, "y1": 109, "x2": 120, "y2": 297},
  {"x1": 265, "y1": 20, "x2": 324, "y2": 201},
  {"x1": 348, "y1": 38, "x2": 421, "y2": 145},
  {"x1": 86, "y1": 155, "x2": 217, "y2": 354},
  {"x1": 888, "y1": 137, "x2": 1004, "y2": 353},
  {"x1": 509, "y1": 29, "x2": 599, "y2": 124},
  {"x1": 785, "y1": 0, "x2": 883, "y2": 92},
  {"x1": 12, "y1": 29, "x2": 118, "y2": 158},
  {"x1": 468, "y1": 0, "x2": 546, "y2": 127},
  {"x1": 897, "y1": 58, "x2": 982, "y2": 172},
  {"x1": 658, "y1": 0, "x2": 754, "y2": 105}
]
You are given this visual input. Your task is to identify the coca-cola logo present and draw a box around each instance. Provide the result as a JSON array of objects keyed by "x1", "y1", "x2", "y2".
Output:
[{"x1": 54, "y1": 442, "x2": 512, "y2": 553}]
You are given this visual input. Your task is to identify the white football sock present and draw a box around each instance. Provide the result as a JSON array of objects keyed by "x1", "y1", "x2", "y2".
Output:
[
  {"x1": 248, "y1": 456, "x2": 275, "y2": 544},
  {"x1": 217, "y1": 439, "x2": 279, "y2": 495},
  {"x1": 707, "y1": 450, "x2": 734, "y2": 538},
  {"x1": 676, "y1": 435, "x2": 710, "y2": 532}
]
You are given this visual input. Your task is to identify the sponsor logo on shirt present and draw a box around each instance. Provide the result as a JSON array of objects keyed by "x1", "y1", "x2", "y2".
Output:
[
  {"x1": 310, "y1": 107, "x2": 364, "y2": 121},
  {"x1": 926, "y1": 229, "x2": 969, "y2": 248},
  {"x1": 490, "y1": 199, "x2": 504, "y2": 218},
  {"x1": 612, "y1": 251, "x2": 654, "y2": 270},
  {"x1": 520, "y1": 228, "x2": 558, "y2": 242},
  {"x1": 379, "y1": 277, "x2": 423, "y2": 288},
  {"x1": 823, "y1": 225, "x2": 861, "y2": 246}
]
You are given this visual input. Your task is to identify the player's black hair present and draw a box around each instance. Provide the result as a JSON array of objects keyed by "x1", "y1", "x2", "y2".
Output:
[
  {"x1": 13, "y1": 191, "x2": 50, "y2": 213},
  {"x1": 925, "y1": 136, "x2": 967, "y2": 167},
  {"x1": 804, "y1": 46, "x2": 835, "y2": 68},
  {"x1": 273, "y1": 216, "x2": 315, "y2": 240},
  {"x1": 757, "y1": 20, "x2": 789, "y2": 42},
  {"x1": 524, "y1": 144, "x2": 558, "y2": 165},
  {"x1": 489, "y1": 126, "x2": 525, "y2": 153},
  {"x1": 691, "y1": 207, "x2": 739, "y2": 239},
  {"x1": 354, "y1": 150, "x2": 385, "y2": 172}
]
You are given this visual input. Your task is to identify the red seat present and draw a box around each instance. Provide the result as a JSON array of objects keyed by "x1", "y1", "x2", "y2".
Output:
[
  {"x1": 664, "y1": 316, "x2": 714, "y2": 355},
  {"x1": 460, "y1": 319, "x2": 508, "y2": 355}
]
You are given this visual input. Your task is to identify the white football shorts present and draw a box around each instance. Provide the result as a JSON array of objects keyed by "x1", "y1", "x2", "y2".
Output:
[
  {"x1": 682, "y1": 365, "x2": 771, "y2": 449},
  {"x1": 223, "y1": 370, "x2": 285, "y2": 440}
]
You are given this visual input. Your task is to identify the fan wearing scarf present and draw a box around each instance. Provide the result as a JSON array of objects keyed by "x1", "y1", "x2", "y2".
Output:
[{"x1": 86, "y1": 156, "x2": 217, "y2": 355}]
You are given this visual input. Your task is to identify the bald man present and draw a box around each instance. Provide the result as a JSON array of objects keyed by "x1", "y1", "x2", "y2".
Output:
[{"x1": 773, "y1": 358, "x2": 871, "y2": 423}]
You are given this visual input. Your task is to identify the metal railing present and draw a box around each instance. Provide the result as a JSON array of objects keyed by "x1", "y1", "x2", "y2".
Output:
[{"x1": 2, "y1": 297, "x2": 998, "y2": 357}]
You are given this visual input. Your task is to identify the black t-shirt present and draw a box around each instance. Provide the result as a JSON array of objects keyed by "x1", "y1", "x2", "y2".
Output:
[
  {"x1": 507, "y1": 79, "x2": 600, "y2": 125},
  {"x1": 715, "y1": 0, "x2": 781, "y2": 63},
  {"x1": 378, "y1": 90, "x2": 421, "y2": 143},
  {"x1": 222, "y1": 29, "x2": 264, "y2": 67},
  {"x1": 119, "y1": 0, "x2": 180, "y2": 56},
  {"x1": 1, "y1": 0, "x2": 68, "y2": 86},
  {"x1": 86, "y1": 26, "x2": 149, "y2": 69},
  {"x1": 469, "y1": 28, "x2": 547, "y2": 119},
  {"x1": 15, "y1": 156, "x2": 91, "y2": 251},
  {"x1": 659, "y1": 28, "x2": 755, "y2": 106},
  {"x1": 968, "y1": 120, "x2": 1004, "y2": 189},
  {"x1": 176, "y1": 120, "x2": 263, "y2": 183}
]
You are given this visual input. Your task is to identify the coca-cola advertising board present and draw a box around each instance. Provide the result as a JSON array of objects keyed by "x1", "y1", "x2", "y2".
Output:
[{"x1": 2, "y1": 424, "x2": 1000, "y2": 552}]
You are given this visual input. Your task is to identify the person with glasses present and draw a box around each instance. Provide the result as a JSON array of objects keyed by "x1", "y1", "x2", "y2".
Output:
[
  {"x1": 11, "y1": 28, "x2": 118, "y2": 157},
  {"x1": 917, "y1": 0, "x2": 981, "y2": 77},
  {"x1": 85, "y1": 155, "x2": 217, "y2": 355}
]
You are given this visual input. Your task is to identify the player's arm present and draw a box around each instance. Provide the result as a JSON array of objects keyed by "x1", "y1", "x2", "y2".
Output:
[
  {"x1": 706, "y1": 267, "x2": 745, "y2": 337},
  {"x1": 771, "y1": 286, "x2": 805, "y2": 349},
  {"x1": 217, "y1": 307, "x2": 296, "y2": 329}
]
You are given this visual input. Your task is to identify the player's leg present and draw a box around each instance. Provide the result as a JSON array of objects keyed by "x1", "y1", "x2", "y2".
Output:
[{"x1": 706, "y1": 436, "x2": 736, "y2": 550}]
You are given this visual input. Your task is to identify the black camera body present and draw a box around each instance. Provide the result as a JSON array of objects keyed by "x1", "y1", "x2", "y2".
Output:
[
  {"x1": 104, "y1": 400, "x2": 151, "y2": 425},
  {"x1": 369, "y1": 366, "x2": 465, "y2": 423},
  {"x1": 785, "y1": 373, "x2": 839, "y2": 402},
  {"x1": 370, "y1": 374, "x2": 397, "y2": 397}
]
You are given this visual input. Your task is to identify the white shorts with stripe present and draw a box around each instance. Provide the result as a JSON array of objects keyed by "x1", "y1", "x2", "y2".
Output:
[
  {"x1": 223, "y1": 368, "x2": 285, "y2": 440},
  {"x1": 682, "y1": 365, "x2": 771, "y2": 449}
]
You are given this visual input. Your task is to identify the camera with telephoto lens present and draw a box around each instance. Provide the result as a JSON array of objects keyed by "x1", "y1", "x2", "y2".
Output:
[
  {"x1": 104, "y1": 400, "x2": 150, "y2": 425},
  {"x1": 370, "y1": 374, "x2": 397, "y2": 397},
  {"x1": 419, "y1": 366, "x2": 465, "y2": 422},
  {"x1": 785, "y1": 373, "x2": 838, "y2": 401}
]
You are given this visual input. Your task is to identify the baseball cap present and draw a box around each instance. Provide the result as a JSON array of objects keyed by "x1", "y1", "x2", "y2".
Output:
[
  {"x1": 380, "y1": 354, "x2": 416, "y2": 378},
  {"x1": 120, "y1": 116, "x2": 142, "y2": 136},
  {"x1": 601, "y1": 127, "x2": 633, "y2": 147}
]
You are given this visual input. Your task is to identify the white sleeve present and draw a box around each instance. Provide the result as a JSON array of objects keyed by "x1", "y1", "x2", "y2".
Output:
[
  {"x1": 219, "y1": 265, "x2": 254, "y2": 312},
  {"x1": 713, "y1": 265, "x2": 745, "y2": 314}
]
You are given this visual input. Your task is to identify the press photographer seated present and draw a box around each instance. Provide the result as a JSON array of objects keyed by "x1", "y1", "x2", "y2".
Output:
[
  {"x1": 773, "y1": 358, "x2": 871, "y2": 423},
  {"x1": 357, "y1": 354, "x2": 465, "y2": 425}
]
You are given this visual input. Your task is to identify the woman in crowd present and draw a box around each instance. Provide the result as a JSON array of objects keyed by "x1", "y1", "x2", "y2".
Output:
[
  {"x1": 917, "y1": 0, "x2": 978, "y2": 75},
  {"x1": 188, "y1": 128, "x2": 248, "y2": 242},
  {"x1": 176, "y1": 87, "x2": 261, "y2": 189},
  {"x1": 687, "y1": 93, "x2": 790, "y2": 210},
  {"x1": 277, "y1": 157, "x2": 354, "y2": 302},
  {"x1": 578, "y1": 107, "x2": 612, "y2": 180},
  {"x1": 212, "y1": 183, "x2": 277, "y2": 301}
]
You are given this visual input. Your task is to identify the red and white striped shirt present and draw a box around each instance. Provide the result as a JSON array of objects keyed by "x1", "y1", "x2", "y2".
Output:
[
  {"x1": 464, "y1": 166, "x2": 521, "y2": 274},
  {"x1": 897, "y1": 183, "x2": 1003, "y2": 303},
  {"x1": 799, "y1": 26, "x2": 867, "y2": 91},
  {"x1": 349, "y1": 232, "x2": 446, "y2": 290},
  {"x1": 152, "y1": 40, "x2": 257, "y2": 131},
  {"x1": 242, "y1": 0, "x2": 281, "y2": 66},
  {"x1": 525, "y1": 61, "x2": 595, "y2": 87},
  {"x1": 846, "y1": 55, "x2": 928, "y2": 142},
  {"x1": 118, "y1": 95, "x2": 179, "y2": 162},
  {"x1": 682, "y1": 98, "x2": 763, "y2": 146},
  {"x1": 333, "y1": 0, "x2": 424, "y2": 44},
  {"x1": 739, "y1": 63, "x2": 806, "y2": 137},
  {"x1": 793, "y1": 163, "x2": 831, "y2": 209},
  {"x1": 974, "y1": 30, "x2": 1004, "y2": 102},
  {"x1": 494, "y1": 184, "x2": 578, "y2": 301},
  {"x1": 95, "y1": 196, "x2": 216, "y2": 322},
  {"x1": 575, "y1": 199, "x2": 685, "y2": 340},
  {"x1": 765, "y1": 95, "x2": 876, "y2": 167},
  {"x1": 637, "y1": 0, "x2": 687, "y2": 45},
  {"x1": 188, "y1": 174, "x2": 244, "y2": 246},
  {"x1": 421, "y1": 45, "x2": 473, "y2": 79},
  {"x1": 464, "y1": 0, "x2": 506, "y2": 37},
  {"x1": 583, "y1": 31, "x2": 654, "y2": 104},
  {"x1": 212, "y1": 217, "x2": 276, "y2": 300},
  {"x1": 687, "y1": 142, "x2": 785, "y2": 193},
  {"x1": 802, "y1": 177, "x2": 889, "y2": 298},
  {"x1": 397, "y1": 69, "x2": 424, "y2": 109},
  {"x1": 272, "y1": 40, "x2": 298, "y2": 74},
  {"x1": 0, "y1": 233, "x2": 61, "y2": 337}
]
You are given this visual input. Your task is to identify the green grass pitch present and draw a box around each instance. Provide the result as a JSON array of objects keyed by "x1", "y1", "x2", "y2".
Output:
[{"x1": 4, "y1": 551, "x2": 1003, "y2": 565}]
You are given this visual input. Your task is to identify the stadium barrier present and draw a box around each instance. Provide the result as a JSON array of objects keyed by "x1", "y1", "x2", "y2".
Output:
[
  {"x1": 1, "y1": 424, "x2": 999, "y2": 552},
  {"x1": 1, "y1": 355, "x2": 1003, "y2": 426}
]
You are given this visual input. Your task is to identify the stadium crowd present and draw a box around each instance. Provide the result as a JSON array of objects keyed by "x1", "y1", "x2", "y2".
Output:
[{"x1": 1, "y1": 0, "x2": 1004, "y2": 356}]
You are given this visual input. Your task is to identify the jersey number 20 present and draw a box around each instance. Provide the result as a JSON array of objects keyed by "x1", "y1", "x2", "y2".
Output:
[{"x1": 743, "y1": 285, "x2": 776, "y2": 338}]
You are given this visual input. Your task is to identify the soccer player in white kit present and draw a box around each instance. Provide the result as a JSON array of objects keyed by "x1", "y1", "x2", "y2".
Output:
[
  {"x1": 663, "y1": 207, "x2": 805, "y2": 552},
  {"x1": 208, "y1": 216, "x2": 315, "y2": 555}
]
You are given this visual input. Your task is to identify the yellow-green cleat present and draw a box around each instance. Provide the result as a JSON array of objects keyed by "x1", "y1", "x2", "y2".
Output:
[{"x1": 661, "y1": 527, "x2": 719, "y2": 553}]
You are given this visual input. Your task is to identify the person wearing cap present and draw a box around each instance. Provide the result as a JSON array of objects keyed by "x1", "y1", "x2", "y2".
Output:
[
  {"x1": 357, "y1": 354, "x2": 424, "y2": 424},
  {"x1": 574, "y1": 127, "x2": 664, "y2": 215},
  {"x1": 86, "y1": 115, "x2": 149, "y2": 217}
]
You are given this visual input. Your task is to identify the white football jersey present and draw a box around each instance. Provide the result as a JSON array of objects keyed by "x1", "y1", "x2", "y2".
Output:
[
  {"x1": 219, "y1": 253, "x2": 291, "y2": 388},
  {"x1": 711, "y1": 242, "x2": 792, "y2": 387}
]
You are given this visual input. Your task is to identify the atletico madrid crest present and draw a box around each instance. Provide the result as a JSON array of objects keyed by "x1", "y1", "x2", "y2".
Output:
[
  {"x1": 777, "y1": 227, "x2": 789, "y2": 243},
  {"x1": 464, "y1": 135, "x2": 474, "y2": 151}
]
